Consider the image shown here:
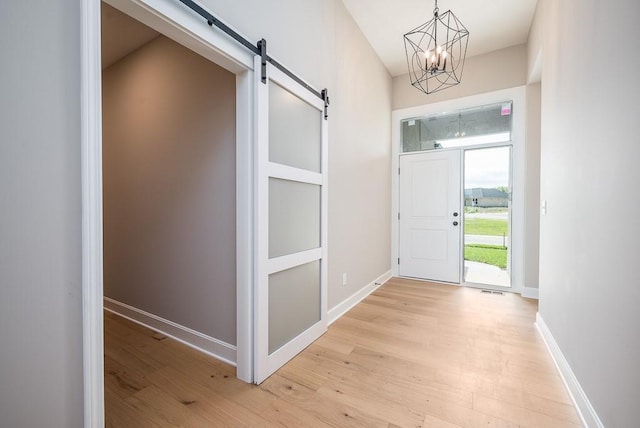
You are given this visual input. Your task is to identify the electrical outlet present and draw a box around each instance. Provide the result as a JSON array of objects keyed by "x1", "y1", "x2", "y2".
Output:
[{"x1": 342, "y1": 273, "x2": 348, "y2": 286}]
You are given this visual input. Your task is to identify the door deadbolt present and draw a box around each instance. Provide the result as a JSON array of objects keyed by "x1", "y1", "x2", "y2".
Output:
[{"x1": 453, "y1": 212, "x2": 459, "y2": 217}]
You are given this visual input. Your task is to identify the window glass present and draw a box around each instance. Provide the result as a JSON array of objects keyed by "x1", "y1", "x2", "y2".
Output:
[{"x1": 402, "y1": 102, "x2": 513, "y2": 152}]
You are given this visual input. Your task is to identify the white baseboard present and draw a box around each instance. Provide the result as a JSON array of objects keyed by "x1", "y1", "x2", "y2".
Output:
[
  {"x1": 521, "y1": 287, "x2": 539, "y2": 299},
  {"x1": 328, "y1": 270, "x2": 392, "y2": 325},
  {"x1": 535, "y1": 313, "x2": 603, "y2": 428},
  {"x1": 104, "y1": 297, "x2": 236, "y2": 366}
]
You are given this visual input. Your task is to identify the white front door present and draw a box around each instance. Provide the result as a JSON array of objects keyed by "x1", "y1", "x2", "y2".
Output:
[
  {"x1": 399, "y1": 150, "x2": 461, "y2": 283},
  {"x1": 254, "y1": 57, "x2": 328, "y2": 384}
]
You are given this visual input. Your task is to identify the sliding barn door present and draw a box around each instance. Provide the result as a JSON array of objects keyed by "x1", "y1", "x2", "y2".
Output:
[{"x1": 254, "y1": 57, "x2": 328, "y2": 384}]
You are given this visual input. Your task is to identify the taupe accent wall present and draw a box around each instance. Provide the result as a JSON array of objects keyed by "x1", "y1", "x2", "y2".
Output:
[
  {"x1": 392, "y1": 44, "x2": 528, "y2": 110},
  {"x1": 102, "y1": 35, "x2": 237, "y2": 344}
]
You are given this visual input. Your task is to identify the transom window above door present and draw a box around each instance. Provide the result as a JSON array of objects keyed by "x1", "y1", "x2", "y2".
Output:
[{"x1": 401, "y1": 101, "x2": 513, "y2": 153}]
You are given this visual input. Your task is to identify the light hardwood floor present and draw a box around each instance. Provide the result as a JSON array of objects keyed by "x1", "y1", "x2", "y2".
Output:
[{"x1": 105, "y1": 277, "x2": 582, "y2": 427}]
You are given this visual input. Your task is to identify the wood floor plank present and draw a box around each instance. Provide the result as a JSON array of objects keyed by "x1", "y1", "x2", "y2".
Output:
[
  {"x1": 105, "y1": 278, "x2": 581, "y2": 427},
  {"x1": 104, "y1": 354, "x2": 153, "y2": 400},
  {"x1": 472, "y1": 393, "x2": 583, "y2": 428},
  {"x1": 316, "y1": 381, "x2": 426, "y2": 428},
  {"x1": 105, "y1": 386, "x2": 162, "y2": 428},
  {"x1": 124, "y1": 385, "x2": 214, "y2": 427},
  {"x1": 261, "y1": 373, "x2": 390, "y2": 428},
  {"x1": 146, "y1": 366, "x2": 276, "y2": 428}
]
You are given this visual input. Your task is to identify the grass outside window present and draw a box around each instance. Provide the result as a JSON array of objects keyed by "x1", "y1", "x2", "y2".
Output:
[
  {"x1": 464, "y1": 218, "x2": 508, "y2": 236},
  {"x1": 464, "y1": 244, "x2": 507, "y2": 269}
]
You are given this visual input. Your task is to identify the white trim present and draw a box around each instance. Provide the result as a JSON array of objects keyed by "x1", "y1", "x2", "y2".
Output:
[
  {"x1": 328, "y1": 270, "x2": 392, "y2": 325},
  {"x1": 521, "y1": 287, "x2": 539, "y2": 299},
  {"x1": 81, "y1": 0, "x2": 104, "y2": 426},
  {"x1": 235, "y1": 69, "x2": 254, "y2": 382},
  {"x1": 535, "y1": 313, "x2": 604, "y2": 428},
  {"x1": 254, "y1": 55, "x2": 270, "y2": 384},
  {"x1": 391, "y1": 86, "x2": 526, "y2": 294},
  {"x1": 269, "y1": 162, "x2": 323, "y2": 185},
  {"x1": 264, "y1": 320, "x2": 326, "y2": 373},
  {"x1": 268, "y1": 248, "x2": 323, "y2": 275},
  {"x1": 105, "y1": 298, "x2": 237, "y2": 366}
]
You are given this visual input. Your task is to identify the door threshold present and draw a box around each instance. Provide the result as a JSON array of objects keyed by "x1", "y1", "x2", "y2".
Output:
[
  {"x1": 398, "y1": 275, "x2": 461, "y2": 286},
  {"x1": 463, "y1": 281, "x2": 515, "y2": 294}
]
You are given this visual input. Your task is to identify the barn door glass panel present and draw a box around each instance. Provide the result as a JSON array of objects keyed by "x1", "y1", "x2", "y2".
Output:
[
  {"x1": 268, "y1": 260, "x2": 321, "y2": 354},
  {"x1": 269, "y1": 82, "x2": 322, "y2": 172},
  {"x1": 269, "y1": 178, "x2": 320, "y2": 258}
]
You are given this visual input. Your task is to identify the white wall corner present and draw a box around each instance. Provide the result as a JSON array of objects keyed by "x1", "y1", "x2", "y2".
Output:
[
  {"x1": 535, "y1": 313, "x2": 604, "y2": 428},
  {"x1": 104, "y1": 298, "x2": 237, "y2": 366},
  {"x1": 328, "y1": 270, "x2": 392, "y2": 325},
  {"x1": 521, "y1": 287, "x2": 539, "y2": 299}
]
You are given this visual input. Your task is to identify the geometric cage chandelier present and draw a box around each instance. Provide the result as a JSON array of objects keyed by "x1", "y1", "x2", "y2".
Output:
[{"x1": 403, "y1": 0, "x2": 469, "y2": 94}]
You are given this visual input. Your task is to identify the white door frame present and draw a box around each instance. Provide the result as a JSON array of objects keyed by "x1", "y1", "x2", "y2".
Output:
[
  {"x1": 391, "y1": 86, "x2": 526, "y2": 294},
  {"x1": 81, "y1": 0, "x2": 256, "y2": 426}
]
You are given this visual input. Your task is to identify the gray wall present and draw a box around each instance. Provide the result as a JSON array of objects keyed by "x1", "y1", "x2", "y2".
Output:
[
  {"x1": 524, "y1": 83, "x2": 541, "y2": 290},
  {"x1": 102, "y1": 36, "x2": 237, "y2": 344},
  {"x1": 198, "y1": 0, "x2": 393, "y2": 309},
  {"x1": 0, "y1": 2, "x2": 84, "y2": 427},
  {"x1": 537, "y1": 0, "x2": 640, "y2": 425}
]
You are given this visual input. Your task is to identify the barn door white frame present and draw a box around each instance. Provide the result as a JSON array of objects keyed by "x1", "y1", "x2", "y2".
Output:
[{"x1": 253, "y1": 57, "x2": 329, "y2": 384}]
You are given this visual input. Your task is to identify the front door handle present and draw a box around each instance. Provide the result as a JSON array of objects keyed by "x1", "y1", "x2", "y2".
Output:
[{"x1": 453, "y1": 221, "x2": 459, "y2": 226}]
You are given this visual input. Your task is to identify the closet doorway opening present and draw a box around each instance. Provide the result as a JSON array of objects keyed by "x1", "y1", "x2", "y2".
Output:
[{"x1": 95, "y1": 2, "x2": 255, "y2": 423}]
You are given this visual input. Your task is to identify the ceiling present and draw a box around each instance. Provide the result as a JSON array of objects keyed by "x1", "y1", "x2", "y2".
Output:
[
  {"x1": 342, "y1": 0, "x2": 538, "y2": 77},
  {"x1": 101, "y1": 1, "x2": 538, "y2": 76},
  {"x1": 101, "y1": 3, "x2": 159, "y2": 69}
]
